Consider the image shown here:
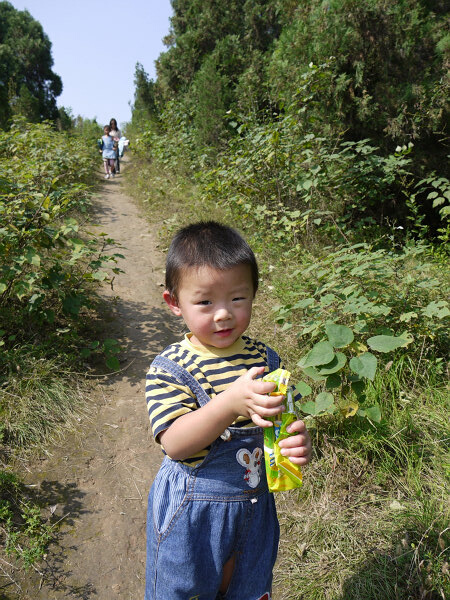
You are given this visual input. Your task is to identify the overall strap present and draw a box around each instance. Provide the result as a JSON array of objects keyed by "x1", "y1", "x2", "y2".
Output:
[
  {"x1": 151, "y1": 354, "x2": 232, "y2": 441},
  {"x1": 266, "y1": 345, "x2": 280, "y2": 372},
  {"x1": 151, "y1": 355, "x2": 211, "y2": 407}
]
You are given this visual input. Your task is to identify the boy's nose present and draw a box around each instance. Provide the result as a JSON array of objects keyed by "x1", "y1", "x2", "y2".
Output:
[{"x1": 214, "y1": 307, "x2": 232, "y2": 321}]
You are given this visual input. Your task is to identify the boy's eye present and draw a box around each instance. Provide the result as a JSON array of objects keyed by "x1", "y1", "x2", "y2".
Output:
[
  {"x1": 233, "y1": 296, "x2": 245, "y2": 302},
  {"x1": 197, "y1": 300, "x2": 211, "y2": 305}
]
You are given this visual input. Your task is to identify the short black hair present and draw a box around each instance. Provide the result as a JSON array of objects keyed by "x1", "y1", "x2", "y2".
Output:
[{"x1": 165, "y1": 221, "x2": 259, "y2": 299}]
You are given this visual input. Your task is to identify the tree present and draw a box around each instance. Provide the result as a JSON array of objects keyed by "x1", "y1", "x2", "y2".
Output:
[
  {"x1": 57, "y1": 106, "x2": 73, "y2": 131},
  {"x1": 132, "y1": 62, "x2": 157, "y2": 123},
  {"x1": 0, "y1": 1, "x2": 62, "y2": 128},
  {"x1": 148, "y1": 0, "x2": 448, "y2": 178},
  {"x1": 267, "y1": 0, "x2": 449, "y2": 166},
  {"x1": 155, "y1": 0, "x2": 281, "y2": 98}
]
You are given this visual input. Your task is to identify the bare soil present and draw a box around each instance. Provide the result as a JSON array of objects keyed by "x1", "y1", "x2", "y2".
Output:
[{"x1": 5, "y1": 157, "x2": 181, "y2": 599}]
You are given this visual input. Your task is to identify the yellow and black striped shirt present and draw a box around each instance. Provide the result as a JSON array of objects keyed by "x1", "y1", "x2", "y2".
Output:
[{"x1": 145, "y1": 334, "x2": 280, "y2": 467}]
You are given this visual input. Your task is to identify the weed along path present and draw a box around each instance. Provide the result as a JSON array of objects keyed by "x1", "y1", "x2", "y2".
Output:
[{"x1": 16, "y1": 158, "x2": 179, "y2": 599}]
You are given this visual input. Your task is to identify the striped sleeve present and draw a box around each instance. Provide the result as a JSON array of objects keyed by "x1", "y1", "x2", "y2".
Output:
[{"x1": 145, "y1": 366, "x2": 197, "y2": 443}]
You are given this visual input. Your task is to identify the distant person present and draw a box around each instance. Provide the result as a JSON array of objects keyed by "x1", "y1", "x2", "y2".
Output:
[
  {"x1": 109, "y1": 118, "x2": 121, "y2": 174},
  {"x1": 118, "y1": 135, "x2": 129, "y2": 158},
  {"x1": 99, "y1": 125, "x2": 116, "y2": 179}
]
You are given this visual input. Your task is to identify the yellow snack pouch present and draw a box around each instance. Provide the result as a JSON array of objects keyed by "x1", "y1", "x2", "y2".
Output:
[{"x1": 263, "y1": 369, "x2": 303, "y2": 492}]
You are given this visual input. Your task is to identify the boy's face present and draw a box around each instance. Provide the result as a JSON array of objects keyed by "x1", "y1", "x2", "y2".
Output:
[
  {"x1": 104, "y1": 126, "x2": 110, "y2": 134},
  {"x1": 163, "y1": 264, "x2": 254, "y2": 349}
]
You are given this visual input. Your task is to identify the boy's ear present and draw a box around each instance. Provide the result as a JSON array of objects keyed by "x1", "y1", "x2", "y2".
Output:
[{"x1": 163, "y1": 289, "x2": 182, "y2": 316}]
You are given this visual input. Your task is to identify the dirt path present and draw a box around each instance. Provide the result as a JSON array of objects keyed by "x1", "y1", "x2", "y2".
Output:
[{"x1": 14, "y1": 158, "x2": 181, "y2": 599}]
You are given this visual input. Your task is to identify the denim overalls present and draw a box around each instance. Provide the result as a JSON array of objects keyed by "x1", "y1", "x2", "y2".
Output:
[{"x1": 145, "y1": 349, "x2": 280, "y2": 600}]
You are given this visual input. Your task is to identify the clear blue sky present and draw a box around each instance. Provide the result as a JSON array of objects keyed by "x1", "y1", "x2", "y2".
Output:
[{"x1": 9, "y1": 0, "x2": 173, "y2": 129}]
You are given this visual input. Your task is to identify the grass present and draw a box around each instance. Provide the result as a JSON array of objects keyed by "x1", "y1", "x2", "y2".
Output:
[
  {"x1": 124, "y1": 157, "x2": 209, "y2": 238},
  {"x1": 274, "y1": 433, "x2": 449, "y2": 599},
  {"x1": 0, "y1": 349, "x2": 88, "y2": 451},
  {"x1": 0, "y1": 470, "x2": 53, "y2": 570},
  {"x1": 0, "y1": 345, "x2": 89, "y2": 577},
  {"x1": 124, "y1": 149, "x2": 449, "y2": 599}
]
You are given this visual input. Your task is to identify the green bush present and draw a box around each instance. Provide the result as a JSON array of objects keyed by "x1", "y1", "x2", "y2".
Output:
[
  {"x1": 200, "y1": 72, "x2": 448, "y2": 244},
  {"x1": 0, "y1": 118, "x2": 124, "y2": 455},
  {"x1": 269, "y1": 241, "x2": 448, "y2": 422},
  {"x1": 0, "y1": 118, "x2": 123, "y2": 331}
]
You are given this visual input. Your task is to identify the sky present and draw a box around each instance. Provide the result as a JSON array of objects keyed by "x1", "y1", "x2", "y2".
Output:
[{"x1": 9, "y1": 0, "x2": 174, "y2": 129}]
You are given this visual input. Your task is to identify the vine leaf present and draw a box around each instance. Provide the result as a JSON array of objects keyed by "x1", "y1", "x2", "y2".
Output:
[
  {"x1": 340, "y1": 400, "x2": 359, "y2": 418},
  {"x1": 367, "y1": 335, "x2": 408, "y2": 352},
  {"x1": 317, "y1": 352, "x2": 347, "y2": 375},
  {"x1": 298, "y1": 341, "x2": 335, "y2": 368},
  {"x1": 365, "y1": 405, "x2": 382, "y2": 423},
  {"x1": 349, "y1": 352, "x2": 377, "y2": 381},
  {"x1": 325, "y1": 323, "x2": 354, "y2": 348},
  {"x1": 296, "y1": 381, "x2": 312, "y2": 397}
]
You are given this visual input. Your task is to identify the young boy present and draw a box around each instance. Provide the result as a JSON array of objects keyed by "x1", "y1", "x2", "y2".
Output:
[{"x1": 145, "y1": 221, "x2": 311, "y2": 600}]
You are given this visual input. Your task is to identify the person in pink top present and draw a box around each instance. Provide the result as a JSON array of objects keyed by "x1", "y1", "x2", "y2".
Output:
[{"x1": 109, "y1": 118, "x2": 121, "y2": 174}]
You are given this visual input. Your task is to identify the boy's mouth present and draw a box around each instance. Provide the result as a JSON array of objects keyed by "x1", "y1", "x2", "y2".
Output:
[{"x1": 215, "y1": 328, "x2": 233, "y2": 338}]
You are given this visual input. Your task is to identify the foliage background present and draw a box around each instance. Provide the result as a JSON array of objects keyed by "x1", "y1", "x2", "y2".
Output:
[{"x1": 128, "y1": 1, "x2": 449, "y2": 598}]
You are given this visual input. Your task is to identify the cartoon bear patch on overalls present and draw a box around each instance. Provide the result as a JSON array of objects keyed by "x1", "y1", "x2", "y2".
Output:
[{"x1": 236, "y1": 447, "x2": 263, "y2": 488}]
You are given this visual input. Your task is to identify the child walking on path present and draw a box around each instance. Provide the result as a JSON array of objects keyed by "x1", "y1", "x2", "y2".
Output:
[
  {"x1": 99, "y1": 125, "x2": 117, "y2": 179},
  {"x1": 145, "y1": 221, "x2": 312, "y2": 600}
]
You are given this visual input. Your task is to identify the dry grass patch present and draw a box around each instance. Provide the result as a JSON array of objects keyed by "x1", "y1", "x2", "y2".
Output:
[{"x1": 274, "y1": 453, "x2": 443, "y2": 599}]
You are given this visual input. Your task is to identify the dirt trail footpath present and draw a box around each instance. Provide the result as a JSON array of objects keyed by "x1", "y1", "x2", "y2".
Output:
[{"x1": 14, "y1": 158, "x2": 180, "y2": 600}]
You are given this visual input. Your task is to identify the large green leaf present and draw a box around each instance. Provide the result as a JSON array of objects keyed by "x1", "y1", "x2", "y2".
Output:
[
  {"x1": 25, "y1": 248, "x2": 41, "y2": 266},
  {"x1": 365, "y1": 405, "x2": 382, "y2": 423},
  {"x1": 293, "y1": 298, "x2": 315, "y2": 309},
  {"x1": 351, "y1": 380, "x2": 365, "y2": 397},
  {"x1": 326, "y1": 373, "x2": 341, "y2": 389},
  {"x1": 302, "y1": 366, "x2": 327, "y2": 382},
  {"x1": 422, "y1": 301, "x2": 450, "y2": 319},
  {"x1": 367, "y1": 335, "x2": 407, "y2": 353},
  {"x1": 315, "y1": 392, "x2": 335, "y2": 413},
  {"x1": 325, "y1": 323, "x2": 354, "y2": 348},
  {"x1": 299, "y1": 401, "x2": 317, "y2": 415},
  {"x1": 62, "y1": 293, "x2": 84, "y2": 315},
  {"x1": 299, "y1": 392, "x2": 335, "y2": 416},
  {"x1": 295, "y1": 381, "x2": 312, "y2": 397},
  {"x1": 349, "y1": 352, "x2": 377, "y2": 381},
  {"x1": 106, "y1": 356, "x2": 120, "y2": 371},
  {"x1": 298, "y1": 341, "x2": 335, "y2": 368},
  {"x1": 317, "y1": 352, "x2": 347, "y2": 375}
]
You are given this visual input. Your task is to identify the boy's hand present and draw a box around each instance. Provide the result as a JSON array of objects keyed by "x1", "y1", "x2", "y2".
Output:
[
  {"x1": 228, "y1": 366, "x2": 285, "y2": 427},
  {"x1": 278, "y1": 420, "x2": 312, "y2": 465}
]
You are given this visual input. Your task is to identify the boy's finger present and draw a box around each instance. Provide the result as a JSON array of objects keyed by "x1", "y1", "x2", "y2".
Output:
[
  {"x1": 253, "y1": 380, "x2": 277, "y2": 394},
  {"x1": 257, "y1": 406, "x2": 285, "y2": 418},
  {"x1": 246, "y1": 366, "x2": 266, "y2": 379},
  {"x1": 254, "y1": 393, "x2": 284, "y2": 409},
  {"x1": 250, "y1": 413, "x2": 273, "y2": 428},
  {"x1": 278, "y1": 434, "x2": 310, "y2": 449},
  {"x1": 286, "y1": 419, "x2": 307, "y2": 434},
  {"x1": 279, "y1": 443, "x2": 312, "y2": 462},
  {"x1": 284, "y1": 455, "x2": 311, "y2": 466}
]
